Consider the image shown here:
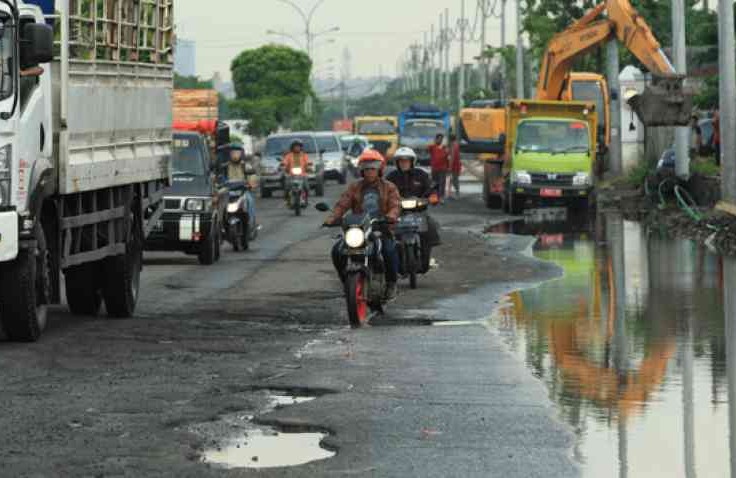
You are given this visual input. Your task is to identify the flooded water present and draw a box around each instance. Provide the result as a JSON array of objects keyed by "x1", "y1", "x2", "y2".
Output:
[{"x1": 490, "y1": 211, "x2": 736, "y2": 478}]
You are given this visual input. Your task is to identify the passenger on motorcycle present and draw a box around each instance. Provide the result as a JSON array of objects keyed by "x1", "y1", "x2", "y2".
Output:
[
  {"x1": 282, "y1": 139, "x2": 310, "y2": 206},
  {"x1": 324, "y1": 150, "x2": 401, "y2": 301},
  {"x1": 386, "y1": 147, "x2": 442, "y2": 250}
]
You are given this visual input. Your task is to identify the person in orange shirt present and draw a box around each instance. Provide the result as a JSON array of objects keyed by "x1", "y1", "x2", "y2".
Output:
[{"x1": 282, "y1": 140, "x2": 310, "y2": 206}]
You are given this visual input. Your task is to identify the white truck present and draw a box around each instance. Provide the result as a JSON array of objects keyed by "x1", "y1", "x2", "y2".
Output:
[{"x1": 0, "y1": 0, "x2": 173, "y2": 341}]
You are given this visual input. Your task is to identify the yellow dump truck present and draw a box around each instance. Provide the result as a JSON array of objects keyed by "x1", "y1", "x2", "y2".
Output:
[{"x1": 353, "y1": 116, "x2": 398, "y2": 159}]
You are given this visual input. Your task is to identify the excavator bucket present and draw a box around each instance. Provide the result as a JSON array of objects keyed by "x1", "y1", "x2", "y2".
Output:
[{"x1": 627, "y1": 75, "x2": 694, "y2": 127}]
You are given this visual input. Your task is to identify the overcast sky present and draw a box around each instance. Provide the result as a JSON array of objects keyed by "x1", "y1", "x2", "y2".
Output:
[{"x1": 176, "y1": 0, "x2": 518, "y2": 81}]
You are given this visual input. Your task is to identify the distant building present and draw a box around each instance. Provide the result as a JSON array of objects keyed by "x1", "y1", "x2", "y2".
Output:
[
  {"x1": 212, "y1": 72, "x2": 236, "y2": 100},
  {"x1": 175, "y1": 39, "x2": 196, "y2": 77}
]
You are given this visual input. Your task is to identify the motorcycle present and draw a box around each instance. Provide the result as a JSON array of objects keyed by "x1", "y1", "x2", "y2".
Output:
[
  {"x1": 224, "y1": 180, "x2": 258, "y2": 251},
  {"x1": 317, "y1": 203, "x2": 390, "y2": 328},
  {"x1": 395, "y1": 197, "x2": 430, "y2": 289},
  {"x1": 288, "y1": 167, "x2": 309, "y2": 216}
]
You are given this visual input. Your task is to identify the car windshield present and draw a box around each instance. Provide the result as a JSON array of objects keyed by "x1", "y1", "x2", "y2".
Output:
[
  {"x1": 316, "y1": 136, "x2": 341, "y2": 153},
  {"x1": 357, "y1": 121, "x2": 395, "y2": 135},
  {"x1": 516, "y1": 120, "x2": 590, "y2": 154},
  {"x1": 571, "y1": 80, "x2": 605, "y2": 133},
  {"x1": 172, "y1": 136, "x2": 206, "y2": 176},
  {"x1": 265, "y1": 136, "x2": 317, "y2": 155},
  {"x1": 403, "y1": 121, "x2": 445, "y2": 138}
]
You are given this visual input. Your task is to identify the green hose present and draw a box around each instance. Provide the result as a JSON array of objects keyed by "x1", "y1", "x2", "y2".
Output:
[{"x1": 673, "y1": 185, "x2": 721, "y2": 231}]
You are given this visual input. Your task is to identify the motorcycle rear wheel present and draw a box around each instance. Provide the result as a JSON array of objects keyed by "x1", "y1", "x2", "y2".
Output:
[{"x1": 346, "y1": 273, "x2": 368, "y2": 328}]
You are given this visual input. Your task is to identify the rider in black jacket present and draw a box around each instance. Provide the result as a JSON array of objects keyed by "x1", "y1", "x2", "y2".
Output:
[{"x1": 386, "y1": 147, "x2": 441, "y2": 253}]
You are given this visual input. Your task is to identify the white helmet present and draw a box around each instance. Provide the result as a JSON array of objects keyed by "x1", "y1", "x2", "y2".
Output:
[{"x1": 394, "y1": 147, "x2": 417, "y2": 167}]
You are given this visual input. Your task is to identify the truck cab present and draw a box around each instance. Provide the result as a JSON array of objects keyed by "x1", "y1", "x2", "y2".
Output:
[
  {"x1": 353, "y1": 116, "x2": 398, "y2": 159},
  {"x1": 397, "y1": 105, "x2": 451, "y2": 170},
  {"x1": 145, "y1": 132, "x2": 225, "y2": 265},
  {"x1": 505, "y1": 100, "x2": 598, "y2": 215}
]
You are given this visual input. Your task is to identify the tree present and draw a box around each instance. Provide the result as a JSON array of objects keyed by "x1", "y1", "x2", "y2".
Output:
[
  {"x1": 229, "y1": 44, "x2": 314, "y2": 136},
  {"x1": 174, "y1": 73, "x2": 213, "y2": 90}
]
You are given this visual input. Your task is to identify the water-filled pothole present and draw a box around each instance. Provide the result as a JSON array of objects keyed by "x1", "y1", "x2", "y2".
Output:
[{"x1": 194, "y1": 389, "x2": 336, "y2": 469}]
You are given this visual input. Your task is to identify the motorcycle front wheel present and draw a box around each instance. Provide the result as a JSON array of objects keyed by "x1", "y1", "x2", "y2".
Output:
[{"x1": 346, "y1": 273, "x2": 368, "y2": 328}]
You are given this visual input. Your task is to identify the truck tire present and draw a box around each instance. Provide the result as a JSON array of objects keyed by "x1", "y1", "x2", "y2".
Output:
[
  {"x1": 65, "y1": 263, "x2": 102, "y2": 316},
  {"x1": 0, "y1": 223, "x2": 51, "y2": 342},
  {"x1": 508, "y1": 193, "x2": 524, "y2": 215},
  {"x1": 102, "y1": 210, "x2": 142, "y2": 318}
]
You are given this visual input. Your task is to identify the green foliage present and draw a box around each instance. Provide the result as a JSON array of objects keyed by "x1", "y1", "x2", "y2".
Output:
[
  {"x1": 626, "y1": 160, "x2": 654, "y2": 188},
  {"x1": 691, "y1": 157, "x2": 720, "y2": 176},
  {"x1": 229, "y1": 44, "x2": 314, "y2": 136},
  {"x1": 695, "y1": 76, "x2": 718, "y2": 110},
  {"x1": 174, "y1": 73, "x2": 213, "y2": 90}
]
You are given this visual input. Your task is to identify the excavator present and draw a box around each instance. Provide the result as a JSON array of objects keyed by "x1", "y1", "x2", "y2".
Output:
[{"x1": 461, "y1": 0, "x2": 693, "y2": 209}]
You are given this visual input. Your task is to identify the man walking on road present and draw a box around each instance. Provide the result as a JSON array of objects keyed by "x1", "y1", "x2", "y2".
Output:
[
  {"x1": 448, "y1": 133, "x2": 462, "y2": 199},
  {"x1": 428, "y1": 134, "x2": 449, "y2": 200}
]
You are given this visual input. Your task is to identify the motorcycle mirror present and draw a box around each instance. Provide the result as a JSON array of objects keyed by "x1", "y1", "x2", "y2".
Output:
[{"x1": 315, "y1": 202, "x2": 331, "y2": 212}]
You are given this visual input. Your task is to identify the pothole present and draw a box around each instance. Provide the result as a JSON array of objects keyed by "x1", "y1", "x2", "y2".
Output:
[{"x1": 192, "y1": 388, "x2": 336, "y2": 470}]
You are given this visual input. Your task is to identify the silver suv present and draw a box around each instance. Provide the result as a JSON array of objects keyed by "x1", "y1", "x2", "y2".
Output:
[{"x1": 260, "y1": 133, "x2": 326, "y2": 198}]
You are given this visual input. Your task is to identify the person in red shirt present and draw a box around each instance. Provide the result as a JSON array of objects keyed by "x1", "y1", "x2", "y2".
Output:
[
  {"x1": 428, "y1": 133, "x2": 449, "y2": 199},
  {"x1": 448, "y1": 133, "x2": 462, "y2": 199}
]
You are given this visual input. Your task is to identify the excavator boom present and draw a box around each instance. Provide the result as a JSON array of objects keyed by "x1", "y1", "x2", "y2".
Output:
[{"x1": 536, "y1": 0, "x2": 692, "y2": 127}]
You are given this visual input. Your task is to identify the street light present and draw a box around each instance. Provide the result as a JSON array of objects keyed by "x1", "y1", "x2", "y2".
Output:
[{"x1": 265, "y1": 29, "x2": 304, "y2": 49}]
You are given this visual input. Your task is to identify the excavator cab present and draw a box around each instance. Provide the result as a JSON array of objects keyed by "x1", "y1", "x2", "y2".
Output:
[{"x1": 627, "y1": 74, "x2": 693, "y2": 127}]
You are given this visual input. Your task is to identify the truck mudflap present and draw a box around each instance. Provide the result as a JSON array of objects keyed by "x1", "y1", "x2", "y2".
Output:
[
  {"x1": 627, "y1": 75, "x2": 693, "y2": 127},
  {"x1": 0, "y1": 211, "x2": 18, "y2": 262}
]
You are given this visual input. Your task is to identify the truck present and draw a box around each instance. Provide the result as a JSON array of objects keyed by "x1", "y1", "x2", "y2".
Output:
[
  {"x1": 353, "y1": 116, "x2": 398, "y2": 159},
  {"x1": 173, "y1": 89, "x2": 219, "y2": 123},
  {"x1": 0, "y1": 0, "x2": 174, "y2": 341},
  {"x1": 504, "y1": 100, "x2": 598, "y2": 215},
  {"x1": 397, "y1": 104, "x2": 451, "y2": 169}
]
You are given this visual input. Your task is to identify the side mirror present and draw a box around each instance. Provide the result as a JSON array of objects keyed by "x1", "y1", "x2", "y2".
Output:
[
  {"x1": 21, "y1": 23, "x2": 54, "y2": 69},
  {"x1": 315, "y1": 202, "x2": 330, "y2": 212}
]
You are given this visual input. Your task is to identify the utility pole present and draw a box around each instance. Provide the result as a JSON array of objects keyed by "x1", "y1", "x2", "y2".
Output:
[
  {"x1": 445, "y1": 8, "x2": 451, "y2": 104},
  {"x1": 515, "y1": 0, "x2": 524, "y2": 99},
  {"x1": 501, "y1": 0, "x2": 507, "y2": 101},
  {"x1": 479, "y1": 0, "x2": 488, "y2": 91},
  {"x1": 720, "y1": 0, "x2": 736, "y2": 201},
  {"x1": 423, "y1": 32, "x2": 429, "y2": 92},
  {"x1": 672, "y1": 0, "x2": 689, "y2": 178},
  {"x1": 430, "y1": 26, "x2": 436, "y2": 103},
  {"x1": 607, "y1": 41, "x2": 623, "y2": 175},
  {"x1": 438, "y1": 12, "x2": 445, "y2": 104},
  {"x1": 342, "y1": 47, "x2": 350, "y2": 120},
  {"x1": 458, "y1": 0, "x2": 466, "y2": 110}
]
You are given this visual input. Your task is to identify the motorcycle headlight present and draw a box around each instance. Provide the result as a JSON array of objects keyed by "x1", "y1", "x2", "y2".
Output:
[
  {"x1": 345, "y1": 227, "x2": 365, "y2": 248},
  {"x1": 227, "y1": 202, "x2": 240, "y2": 213},
  {"x1": 512, "y1": 170, "x2": 532, "y2": 185},
  {"x1": 401, "y1": 199, "x2": 418, "y2": 210},
  {"x1": 292, "y1": 167, "x2": 303, "y2": 175},
  {"x1": 185, "y1": 198, "x2": 206, "y2": 212},
  {"x1": 573, "y1": 172, "x2": 591, "y2": 186}
]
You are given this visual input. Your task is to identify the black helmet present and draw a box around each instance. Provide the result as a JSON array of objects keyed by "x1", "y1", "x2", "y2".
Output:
[{"x1": 290, "y1": 139, "x2": 304, "y2": 150}]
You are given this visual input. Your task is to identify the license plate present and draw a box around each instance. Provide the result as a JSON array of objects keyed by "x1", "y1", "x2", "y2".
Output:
[{"x1": 540, "y1": 188, "x2": 562, "y2": 198}]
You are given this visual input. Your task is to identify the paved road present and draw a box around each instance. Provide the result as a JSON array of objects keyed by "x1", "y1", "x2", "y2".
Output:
[{"x1": 0, "y1": 178, "x2": 578, "y2": 477}]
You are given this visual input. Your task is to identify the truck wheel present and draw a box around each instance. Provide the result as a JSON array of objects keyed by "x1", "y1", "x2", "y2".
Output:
[
  {"x1": 316, "y1": 176, "x2": 325, "y2": 197},
  {"x1": 198, "y1": 227, "x2": 216, "y2": 265},
  {"x1": 65, "y1": 263, "x2": 102, "y2": 316},
  {"x1": 509, "y1": 193, "x2": 524, "y2": 215},
  {"x1": 102, "y1": 211, "x2": 142, "y2": 318},
  {"x1": 0, "y1": 223, "x2": 51, "y2": 342},
  {"x1": 260, "y1": 188, "x2": 272, "y2": 199}
]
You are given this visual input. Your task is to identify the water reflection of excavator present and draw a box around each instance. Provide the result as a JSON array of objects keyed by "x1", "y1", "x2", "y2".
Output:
[
  {"x1": 461, "y1": 0, "x2": 692, "y2": 208},
  {"x1": 501, "y1": 229, "x2": 676, "y2": 422}
]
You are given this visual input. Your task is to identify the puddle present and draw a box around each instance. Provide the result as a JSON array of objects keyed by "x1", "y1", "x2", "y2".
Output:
[
  {"x1": 193, "y1": 389, "x2": 336, "y2": 470},
  {"x1": 201, "y1": 427, "x2": 334, "y2": 469}
]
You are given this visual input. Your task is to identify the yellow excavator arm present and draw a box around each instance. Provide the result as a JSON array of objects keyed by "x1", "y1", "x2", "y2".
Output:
[{"x1": 536, "y1": 0, "x2": 691, "y2": 126}]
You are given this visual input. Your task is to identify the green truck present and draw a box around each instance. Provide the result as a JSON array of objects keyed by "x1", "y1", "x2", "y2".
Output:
[{"x1": 504, "y1": 100, "x2": 598, "y2": 214}]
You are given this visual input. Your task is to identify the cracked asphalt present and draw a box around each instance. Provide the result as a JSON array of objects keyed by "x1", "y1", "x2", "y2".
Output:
[{"x1": 0, "y1": 177, "x2": 578, "y2": 478}]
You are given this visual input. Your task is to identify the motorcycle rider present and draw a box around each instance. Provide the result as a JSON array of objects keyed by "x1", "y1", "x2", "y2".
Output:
[
  {"x1": 223, "y1": 144, "x2": 257, "y2": 227},
  {"x1": 282, "y1": 139, "x2": 310, "y2": 207},
  {"x1": 386, "y1": 147, "x2": 441, "y2": 256},
  {"x1": 324, "y1": 149, "x2": 401, "y2": 301}
]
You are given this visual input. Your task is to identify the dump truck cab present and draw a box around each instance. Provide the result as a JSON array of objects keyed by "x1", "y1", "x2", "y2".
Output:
[
  {"x1": 353, "y1": 116, "x2": 398, "y2": 159},
  {"x1": 565, "y1": 73, "x2": 610, "y2": 157},
  {"x1": 505, "y1": 100, "x2": 598, "y2": 215}
]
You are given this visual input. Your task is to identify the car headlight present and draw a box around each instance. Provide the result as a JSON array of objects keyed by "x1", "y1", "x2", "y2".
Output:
[
  {"x1": 401, "y1": 199, "x2": 418, "y2": 210},
  {"x1": 345, "y1": 227, "x2": 365, "y2": 248},
  {"x1": 227, "y1": 202, "x2": 240, "y2": 213},
  {"x1": 185, "y1": 198, "x2": 206, "y2": 212},
  {"x1": 512, "y1": 170, "x2": 531, "y2": 185},
  {"x1": 573, "y1": 172, "x2": 591, "y2": 186}
]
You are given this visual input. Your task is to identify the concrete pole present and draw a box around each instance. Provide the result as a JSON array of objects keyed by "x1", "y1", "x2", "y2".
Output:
[
  {"x1": 438, "y1": 12, "x2": 445, "y2": 103},
  {"x1": 719, "y1": 0, "x2": 736, "y2": 201},
  {"x1": 672, "y1": 0, "x2": 689, "y2": 178},
  {"x1": 423, "y1": 32, "x2": 428, "y2": 91},
  {"x1": 430, "y1": 26, "x2": 436, "y2": 103},
  {"x1": 459, "y1": 0, "x2": 466, "y2": 110},
  {"x1": 480, "y1": 1, "x2": 487, "y2": 91},
  {"x1": 445, "y1": 8, "x2": 451, "y2": 104},
  {"x1": 725, "y1": 257, "x2": 736, "y2": 478},
  {"x1": 515, "y1": 0, "x2": 524, "y2": 99},
  {"x1": 501, "y1": 0, "x2": 507, "y2": 101},
  {"x1": 608, "y1": 40, "x2": 623, "y2": 176}
]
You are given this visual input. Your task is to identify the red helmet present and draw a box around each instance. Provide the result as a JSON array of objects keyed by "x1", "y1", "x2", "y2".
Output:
[{"x1": 358, "y1": 149, "x2": 386, "y2": 175}]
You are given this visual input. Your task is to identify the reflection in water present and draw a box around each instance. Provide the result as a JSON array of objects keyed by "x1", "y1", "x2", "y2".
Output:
[{"x1": 494, "y1": 211, "x2": 729, "y2": 478}]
